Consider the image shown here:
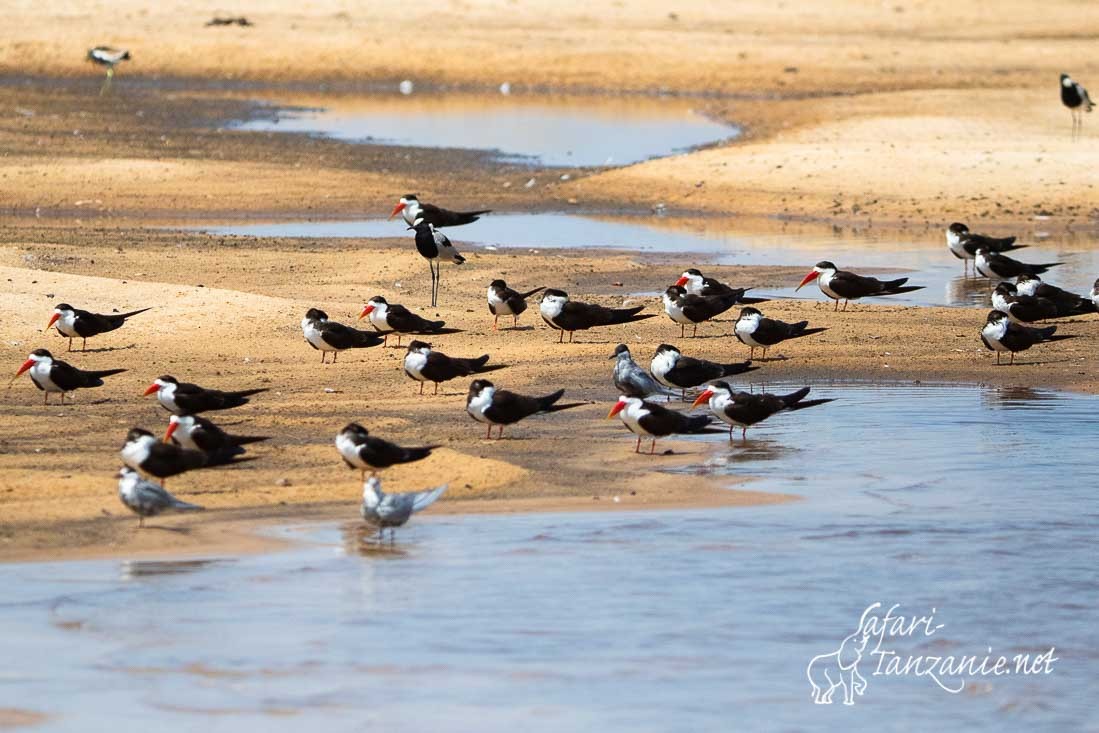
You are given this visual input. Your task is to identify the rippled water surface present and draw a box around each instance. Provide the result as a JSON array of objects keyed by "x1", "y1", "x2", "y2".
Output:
[
  {"x1": 198, "y1": 214, "x2": 1099, "y2": 308},
  {"x1": 229, "y1": 94, "x2": 738, "y2": 167},
  {"x1": 2, "y1": 384, "x2": 1097, "y2": 730}
]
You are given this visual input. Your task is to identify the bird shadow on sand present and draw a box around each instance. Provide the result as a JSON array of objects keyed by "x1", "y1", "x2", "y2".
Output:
[
  {"x1": 135, "y1": 525, "x2": 192, "y2": 535},
  {"x1": 993, "y1": 357, "x2": 1076, "y2": 367},
  {"x1": 501, "y1": 325, "x2": 537, "y2": 332},
  {"x1": 71, "y1": 344, "x2": 138, "y2": 354}
]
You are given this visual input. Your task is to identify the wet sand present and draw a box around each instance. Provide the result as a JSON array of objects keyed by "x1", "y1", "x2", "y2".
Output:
[{"x1": 2, "y1": 0, "x2": 1098, "y2": 560}]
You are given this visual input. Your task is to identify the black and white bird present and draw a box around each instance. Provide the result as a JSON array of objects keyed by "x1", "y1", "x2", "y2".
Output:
[
  {"x1": 796, "y1": 261, "x2": 924, "y2": 311},
  {"x1": 539, "y1": 289, "x2": 654, "y2": 343},
  {"x1": 674, "y1": 269, "x2": 762, "y2": 301},
  {"x1": 164, "y1": 414, "x2": 269, "y2": 461},
  {"x1": 607, "y1": 395, "x2": 721, "y2": 454},
  {"x1": 12, "y1": 348, "x2": 125, "y2": 405},
  {"x1": 992, "y1": 283, "x2": 1058, "y2": 324},
  {"x1": 649, "y1": 344, "x2": 756, "y2": 399},
  {"x1": 46, "y1": 303, "x2": 150, "y2": 351},
  {"x1": 465, "y1": 379, "x2": 581, "y2": 439},
  {"x1": 1091, "y1": 278, "x2": 1099, "y2": 310},
  {"x1": 980, "y1": 310, "x2": 1073, "y2": 365},
  {"x1": 410, "y1": 219, "x2": 465, "y2": 307},
  {"x1": 610, "y1": 344, "x2": 677, "y2": 399},
  {"x1": 975, "y1": 248, "x2": 1061, "y2": 282},
  {"x1": 403, "y1": 340, "x2": 502, "y2": 395},
  {"x1": 336, "y1": 423, "x2": 439, "y2": 480},
  {"x1": 1015, "y1": 274, "x2": 1097, "y2": 317},
  {"x1": 692, "y1": 383, "x2": 834, "y2": 441},
  {"x1": 389, "y1": 194, "x2": 490, "y2": 228},
  {"x1": 117, "y1": 467, "x2": 203, "y2": 528},
  {"x1": 359, "y1": 296, "x2": 453, "y2": 347},
  {"x1": 1061, "y1": 73, "x2": 1094, "y2": 139},
  {"x1": 301, "y1": 308, "x2": 384, "y2": 363},
  {"x1": 361, "y1": 476, "x2": 447, "y2": 541},
  {"x1": 733, "y1": 307, "x2": 826, "y2": 359},
  {"x1": 661, "y1": 285, "x2": 741, "y2": 338},
  {"x1": 945, "y1": 223, "x2": 1022, "y2": 275},
  {"x1": 487, "y1": 280, "x2": 545, "y2": 330},
  {"x1": 120, "y1": 427, "x2": 247, "y2": 484},
  {"x1": 87, "y1": 46, "x2": 130, "y2": 94},
  {"x1": 144, "y1": 376, "x2": 267, "y2": 415}
]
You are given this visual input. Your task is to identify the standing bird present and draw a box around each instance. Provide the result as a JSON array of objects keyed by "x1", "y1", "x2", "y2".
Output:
[
  {"x1": 796, "y1": 261, "x2": 924, "y2": 311},
  {"x1": 46, "y1": 303, "x2": 150, "y2": 352},
  {"x1": 1061, "y1": 73, "x2": 1094, "y2": 139},
  {"x1": 649, "y1": 344, "x2": 756, "y2": 399},
  {"x1": 12, "y1": 349, "x2": 125, "y2": 405},
  {"x1": 608, "y1": 396, "x2": 721, "y2": 454},
  {"x1": 466, "y1": 379, "x2": 582, "y2": 439},
  {"x1": 410, "y1": 219, "x2": 465, "y2": 307},
  {"x1": 974, "y1": 249, "x2": 1061, "y2": 283},
  {"x1": 610, "y1": 344, "x2": 677, "y2": 399},
  {"x1": 389, "y1": 194, "x2": 490, "y2": 228},
  {"x1": 164, "y1": 414, "x2": 269, "y2": 461},
  {"x1": 662, "y1": 285, "x2": 742, "y2": 337},
  {"x1": 980, "y1": 310, "x2": 1074, "y2": 365},
  {"x1": 120, "y1": 428, "x2": 213, "y2": 484},
  {"x1": 1015, "y1": 274, "x2": 1096, "y2": 316},
  {"x1": 539, "y1": 289, "x2": 654, "y2": 343},
  {"x1": 1091, "y1": 278, "x2": 1099, "y2": 310},
  {"x1": 116, "y1": 467, "x2": 203, "y2": 528},
  {"x1": 692, "y1": 383, "x2": 834, "y2": 441},
  {"x1": 992, "y1": 283, "x2": 1058, "y2": 324},
  {"x1": 945, "y1": 223, "x2": 1022, "y2": 276},
  {"x1": 674, "y1": 269, "x2": 761, "y2": 301},
  {"x1": 143, "y1": 376, "x2": 267, "y2": 415},
  {"x1": 733, "y1": 307, "x2": 826, "y2": 360},
  {"x1": 403, "y1": 340, "x2": 503, "y2": 395},
  {"x1": 487, "y1": 280, "x2": 545, "y2": 330},
  {"x1": 359, "y1": 296, "x2": 453, "y2": 347},
  {"x1": 361, "y1": 476, "x2": 447, "y2": 541},
  {"x1": 87, "y1": 46, "x2": 130, "y2": 95},
  {"x1": 301, "y1": 308, "x2": 383, "y2": 363},
  {"x1": 336, "y1": 423, "x2": 438, "y2": 480}
]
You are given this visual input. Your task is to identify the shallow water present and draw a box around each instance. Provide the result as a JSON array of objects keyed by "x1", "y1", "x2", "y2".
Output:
[
  {"x1": 229, "y1": 94, "x2": 737, "y2": 167},
  {"x1": 197, "y1": 214, "x2": 1099, "y2": 308},
  {"x1": 3, "y1": 384, "x2": 1097, "y2": 730}
]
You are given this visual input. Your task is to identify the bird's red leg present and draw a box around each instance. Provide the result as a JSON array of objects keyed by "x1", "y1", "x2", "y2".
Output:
[
  {"x1": 419, "y1": 382, "x2": 424, "y2": 395},
  {"x1": 333, "y1": 351, "x2": 338, "y2": 363},
  {"x1": 692, "y1": 324, "x2": 698, "y2": 338},
  {"x1": 569, "y1": 331, "x2": 574, "y2": 343},
  {"x1": 635, "y1": 435, "x2": 641, "y2": 453},
  {"x1": 558, "y1": 330, "x2": 564, "y2": 344},
  {"x1": 513, "y1": 316, "x2": 518, "y2": 328},
  {"x1": 680, "y1": 324, "x2": 685, "y2": 338},
  {"x1": 67, "y1": 338, "x2": 72, "y2": 352},
  {"x1": 497, "y1": 425, "x2": 504, "y2": 439},
  {"x1": 43, "y1": 392, "x2": 48, "y2": 406},
  {"x1": 649, "y1": 438, "x2": 656, "y2": 455},
  {"x1": 834, "y1": 300, "x2": 839, "y2": 312},
  {"x1": 383, "y1": 334, "x2": 388, "y2": 347},
  {"x1": 433, "y1": 382, "x2": 438, "y2": 396},
  {"x1": 729, "y1": 426, "x2": 735, "y2": 443},
  {"x1": 82, "y1": 338, "x2": 87, "y2": 351},
  {"x1": 493, "y1": 315, "x2": 499, "y2": 331},
  {"x1": 1010, "y1": 353, "x2": 1015, "y2": 366},
  {"x1": 742, "y1": 427, "x2": 747, "y2": 441},
  {"x1": 486, "y1": 424, "x2": 491, "y2": 439}
]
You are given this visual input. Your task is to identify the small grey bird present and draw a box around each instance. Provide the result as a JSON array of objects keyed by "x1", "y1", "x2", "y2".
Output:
[
  {"x1": 610, "y1": 344, "x2": 677, "y2": 399},
  {"x1": 116, "y1": 466, "x2": 203, "y2": 528},
  {"x1": 361, "y1": 476, "x2": 446, "y2": 541}
]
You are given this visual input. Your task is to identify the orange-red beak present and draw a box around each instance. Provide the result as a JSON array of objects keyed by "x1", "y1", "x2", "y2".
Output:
[
  {"x1": 45, "y1": 312, "x2": 60, "y2": 331},
  {"x1": 691, "y1": 389, "x2": 715, "y2": 409},
  {"x1": 607, "y1": 400, "x2": 627, "y2": 419},
  {"x1": 674, "y1": 276, "x2": 688, "y2": 287},
  {"x1": 163, "y1": 421, "x2": 178, "y2": 443},
  {"x1": 359, "y1": 305, "x2": 374, "y2": 320},
  {"x1": 14, "y1": 358, "x2": 34, "y2": 377},
  {"x1": 142, "y1": 383, "x2": 159, "y2": 396},
  {"x1": 795, "y1": 270, "x2": 819, "y2": 292},
  {"x1": 387, "y1": 202, "x2": 406, "y2": 220}
]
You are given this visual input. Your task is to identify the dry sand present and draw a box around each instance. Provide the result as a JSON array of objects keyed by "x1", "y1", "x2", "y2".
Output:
[{"x1": 1, "y1": 0, "x2": 1098, "y2": 559}]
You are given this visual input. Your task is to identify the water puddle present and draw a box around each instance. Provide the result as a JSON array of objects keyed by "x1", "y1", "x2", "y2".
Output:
[
  {"x1": 228, "y1": 93, "x2": 738, "y2": 167},
  {"x1": 2, "y1": 384, "x2": 1096, "y2": 730},
  {"x1": 197, "y1": 214, "x2": 1099, "y2": 307}
]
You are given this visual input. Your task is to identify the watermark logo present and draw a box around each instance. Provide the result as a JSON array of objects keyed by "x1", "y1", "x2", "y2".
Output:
[{"x1": 807, "y1": 603, "x2": 1057, "y2": 705}]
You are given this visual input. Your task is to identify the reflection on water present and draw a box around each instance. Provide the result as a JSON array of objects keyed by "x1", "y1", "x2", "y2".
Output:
[
  {"x1": 196, "y1": 214, "x2": 1099, "y2": 308},
  {"x1": 229, "y1": 94, "x2": 738, "y2": 167},
  {"x1": 1, "y1": 383, "x2": 1097, "y2": 730},
  {"x1": 120, "y1": 558, "x2": 227, "y2": 579}
]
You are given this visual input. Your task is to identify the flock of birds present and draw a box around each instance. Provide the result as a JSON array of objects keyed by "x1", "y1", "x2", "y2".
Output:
[
  {"x1": 13, "y1": 193, "x2": 1099, "y2": 539},
  {"x1": 21, "y1": 58, "x2": 1099, "y2": 539}
]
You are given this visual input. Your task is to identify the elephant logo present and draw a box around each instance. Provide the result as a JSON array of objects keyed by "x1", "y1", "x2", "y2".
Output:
[{"x1": 806, "y1": 627, "x2": 871, "y2": 705}]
